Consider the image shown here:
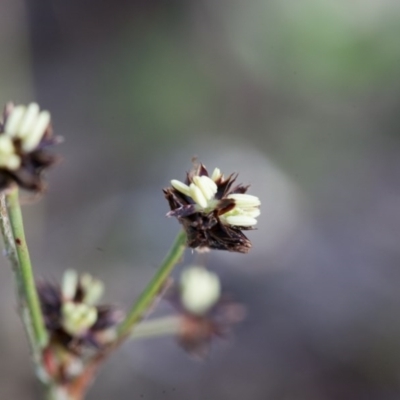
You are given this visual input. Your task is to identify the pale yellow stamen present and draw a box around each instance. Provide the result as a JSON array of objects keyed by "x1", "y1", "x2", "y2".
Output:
[
  {"x1": 62, "y1": 269, "x2": 78, "y2": 300},
  {"x1": 192, "y1": 175, "x2": 217, "y2": 201},
  {"x1": 19, "y1": 103, "x2": 40, "y2": 138},
  {"x1": 227, "y1": 193, "x2": 261, "y2": 207},
  {"x1": 80, "y1": 273, "x2": 104, "y2": 305},
  {"x1": 62, "y1": 302, "x2": 98, "y2": 336},
  {"x1": 22, "y1": 110, "x2": 50, "y2": 152},
  {"x1": 244, "y1": 208, "x2": 261, "y2": 218},
  {"x1": 0, "y1": 154, "x2": 21, "y2": 170},
  {"x1": 211, "y1": 167, "x2": 222, "y2": 181},
  {"x1": 223, "y1": 215, "x2": 258, "y2": 227},
  {"x1": 0, "y1": 136, "x2": 14, "y2": 154},
  {"x1": 189, "y1": 183, "x2": 208, "y2": 208},
  {"x1": 4, "y1": 105, "x2": 26, "y2": 136},
  {"x1": 171, "y1": 179, "x2": 191, "y2": 197}
]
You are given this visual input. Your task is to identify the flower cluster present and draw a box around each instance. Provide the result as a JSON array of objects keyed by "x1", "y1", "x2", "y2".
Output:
[
  {"x1": 0, "y1": 102, "x2": 60, "y2": 191},
  {"x1": 38, "y1": 270, "x2": 122, "y2": 354},
  {"x1": 164, "y1": 163, "x2": 261, "y2": 253},
  {"x1": 169, "y1": 266, "x2": 245, "y2": 357},
  {"x1": 0, "y1": 97, "x2": 261, "y2": 396}
]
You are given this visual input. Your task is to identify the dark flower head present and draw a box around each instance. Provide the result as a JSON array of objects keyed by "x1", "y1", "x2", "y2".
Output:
[
  {"x1": 163, "y1": 163, "x2": 260, "y2": 253},
  {"x1": 0, "y1": 102, "x2": 60, "y2": 192},
  {"x1": 37, "y1": 270, "x2": 123, "y2": 354},
  {"x1": 169, "y1": 266, "x2": 245, "y2": 358}
]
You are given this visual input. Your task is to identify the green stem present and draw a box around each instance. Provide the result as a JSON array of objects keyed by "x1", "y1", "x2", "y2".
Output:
[
  {"x1": 0, "y1": 193, "x2": 20, "y2": 276},
  {"x1": 76, "y1": 231, "x2": 187, "y2": 399},
  {"x1": 130, "y1": 316, "x2": 181, "y2": 340},
  {"x1": 5, "y1": 187, "x2": 48, "y2": 349},
  {"x1": 0, "y1": 191, "x2": 36, "y2": 362},
  {"x1": 117, "y1": 230, "x2": 186, "y2": 338},
  {"x1": 44, "y1": 384, "x2": 60, "y2": 400}
]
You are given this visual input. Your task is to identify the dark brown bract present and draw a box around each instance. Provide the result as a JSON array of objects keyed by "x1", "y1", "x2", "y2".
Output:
[
  {"x1": 177, "y1": 302, "x2": 245, "y2": 358},
  {"x1": 163, "y1": 163, "x2": 260, "y2": 253}
]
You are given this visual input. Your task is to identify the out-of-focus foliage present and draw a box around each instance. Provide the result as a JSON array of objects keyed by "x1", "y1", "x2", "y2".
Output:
[{"x1": 224, "y1": 0, "x2": 400, "y2": 93}]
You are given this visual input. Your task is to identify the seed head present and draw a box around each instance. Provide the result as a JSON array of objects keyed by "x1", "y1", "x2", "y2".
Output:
[
  {"x1": 37, "y1": 270, "x2": 122, "y2": 354},
  {"x1": 164, "y1": 163, "x2": 261, "y2": 253},
  {"x1": 0, "y1": 102, "x2": 61, "y2": 191}
]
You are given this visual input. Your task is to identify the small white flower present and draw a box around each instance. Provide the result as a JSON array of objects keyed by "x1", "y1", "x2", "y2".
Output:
[{"x1": 180, "y1": 267, "x2": 221, "y2": 315}]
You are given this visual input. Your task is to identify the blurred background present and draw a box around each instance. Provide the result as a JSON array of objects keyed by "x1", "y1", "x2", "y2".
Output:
[{"x1": 1, "y1": 0, "x2": 400, "y2": 398}]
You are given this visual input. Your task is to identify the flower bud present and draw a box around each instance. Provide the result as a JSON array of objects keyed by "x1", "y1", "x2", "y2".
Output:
[{"x1": 180, "y1": 267, "x2": 221, "y2": 315}]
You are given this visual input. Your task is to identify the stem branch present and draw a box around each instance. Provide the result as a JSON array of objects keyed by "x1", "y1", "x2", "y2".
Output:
[
  {"x1": 117, "y1": 230, "x2": 186, "y2": 338},
  {"x1": 130, "y1": 316, "x2": 181, "y2": 340}
]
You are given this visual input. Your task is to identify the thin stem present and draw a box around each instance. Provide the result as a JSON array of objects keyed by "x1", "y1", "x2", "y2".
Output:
[
  {"x1": 5, "y1": 187, "x2": 48, "y2": 349},
  {"x1": 0, "y1": 192, "x2": 37, "y2": 362},
  {"x1": 130, "y1": 316, "x2": 181, "y2": 340},
  {"x1": 0, "y1": 193, "x2": 21, "y2": 282},
  {"x1": 0, "y1": 193, "x2": 20, "y2": 277},
  {"x1": 117, "y1": 229, "x2": 186, "y2": 339}
]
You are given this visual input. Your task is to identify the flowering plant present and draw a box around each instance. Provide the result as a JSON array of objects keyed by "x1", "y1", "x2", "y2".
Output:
[{"x1": 0, "y1": 103, "x2": 260, "y2": 399}]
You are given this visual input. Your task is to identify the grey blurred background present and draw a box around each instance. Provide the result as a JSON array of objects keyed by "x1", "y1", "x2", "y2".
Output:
[{"x1": 1, "y1": 0, "x2": 400, "y2": 399}]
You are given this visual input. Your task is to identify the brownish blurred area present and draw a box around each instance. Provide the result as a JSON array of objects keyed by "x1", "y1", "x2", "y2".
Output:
[{"x1": 1, "y1": 0, "x2": 400, "y2": 398}]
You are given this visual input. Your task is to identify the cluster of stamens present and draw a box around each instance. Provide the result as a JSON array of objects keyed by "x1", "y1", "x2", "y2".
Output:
[
  {"x1": 171, "y1": 167, "x2": 260, "y2": 228},
  {"x1": 61, "y1": 270, "x2": 104, "y2": 337},
  {"x1": 38, "y1": 270, "x2": 121, "y2": 353},
  {"x1": 0, "y1": 103, "x2": 51, "y2": 170}
]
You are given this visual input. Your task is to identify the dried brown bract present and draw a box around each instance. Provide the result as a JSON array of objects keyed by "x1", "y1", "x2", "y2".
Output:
[
  {"x1": 164, "y1": 163, "x2": 260, "y2": 253},
  {"x1": 169, "y1": 266, "x2": 245, "y2": 358},
  {"x1": 0, "y1": 102, "x2": 61, "y2": 192},
  {"x1": 177, "y1": 303, "x2": 245, "y2": 358}
]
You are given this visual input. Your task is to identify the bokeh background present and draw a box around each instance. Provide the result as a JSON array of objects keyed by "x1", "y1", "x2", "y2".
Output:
[{"x1": 1, "y1": 0, "x2": 400, "y2": 399}]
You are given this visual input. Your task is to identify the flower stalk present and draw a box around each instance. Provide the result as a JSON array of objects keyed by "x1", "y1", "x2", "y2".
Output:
[
  {"x1": 5, "y1": 186, "x2": 49, "y2": 349},
  {"x1": 130, "y1": 316, "x2": 181, "y2": 340},
  {"x1": 117, "y1": 229, "x2": 187, "y2": 339}
]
